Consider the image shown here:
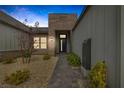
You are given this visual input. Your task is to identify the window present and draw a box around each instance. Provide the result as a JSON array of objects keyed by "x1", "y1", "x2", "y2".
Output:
[
  {"x1": 41, "y1": 37, "x2": 47, "y2": 49},
  {"x1": 34, "y1": 37, "x2": 40, "y2": 49},
  {"x1": 33, "y1": 36, "x2": 47, "y2": 49},
  {"x1": 60, "y1": 34, "x2": 66, "y2": 38}
]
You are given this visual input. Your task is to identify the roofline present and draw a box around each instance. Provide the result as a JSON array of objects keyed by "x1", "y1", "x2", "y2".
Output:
[
  {"x1": 72, "y1": 5, "x2": 91, "y2": 31},
  {"x1": 0, "y1": 20, "x2": 31, "y2": 34},
  {"x1": 30, "y1": 27, "x2": 48, "y2": 34},
  {"x1": 31, "y1": 27, "x2": 48, "y2": 29},
  {"x1": 48, "y1": 13, "x2": 77, "y2": 15},
  {"x1": 33, "y1": 32, "x2": 48, "y2": 34},
  {"x1": 0, "y1": 11, "x2": 31, "y2": 33}
]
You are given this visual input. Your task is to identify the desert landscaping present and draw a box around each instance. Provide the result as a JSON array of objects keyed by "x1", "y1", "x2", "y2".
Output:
[{"x1": 0, "y1": 55, "x2": 58, "y2": 88}]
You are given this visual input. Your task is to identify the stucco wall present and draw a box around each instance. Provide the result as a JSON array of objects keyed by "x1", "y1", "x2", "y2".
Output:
[{"x1": 72, "y1": 6, "x2": 121, "y2": 87}]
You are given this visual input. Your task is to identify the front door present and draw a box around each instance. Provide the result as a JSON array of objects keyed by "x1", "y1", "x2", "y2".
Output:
[{"x1": 59, "y1": 34, "x2": 67, "y2": 52}]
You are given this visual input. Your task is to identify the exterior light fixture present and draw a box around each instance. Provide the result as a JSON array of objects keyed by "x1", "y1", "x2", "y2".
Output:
[{"x1": 49, "y1": 36, "x2": 54, "y2": 41}]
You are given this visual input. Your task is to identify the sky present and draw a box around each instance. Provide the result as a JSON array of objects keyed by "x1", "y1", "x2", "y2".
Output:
[{"x1": 0, "y1": 5, "x2": 85, "y2": 27}]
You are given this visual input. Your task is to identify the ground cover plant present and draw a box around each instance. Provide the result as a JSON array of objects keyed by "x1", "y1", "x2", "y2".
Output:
[
  {"x1": 4, "y1": 69, "x2": 30, "y2": 85},
  {"x1": 67, "y1": 53, "x2": 81, "y2": 67},
  {"x1": 43, "y1": 54, "x2": 51, "y2": 60}
]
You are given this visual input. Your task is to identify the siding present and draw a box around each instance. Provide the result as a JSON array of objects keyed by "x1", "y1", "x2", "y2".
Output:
[
  {"x1": 72, "y1": 6, "x2": 121, "y2": 87},
  {"x1": 121, "y1": 6, "x2": 124, "y2": 87},
  {"x1": 0, "y1": 21, "x2": 30, "y2": 51}
]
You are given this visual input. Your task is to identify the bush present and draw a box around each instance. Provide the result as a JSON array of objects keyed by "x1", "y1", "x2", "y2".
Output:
[
  {"x1": 88, "y1": 61, "x2": 106, "y2": 88},
  {"x1": 66, "y1": 53, "x2": 81, "y2": 67},
  {"x1": 23, "y1": 50, "x2": 31, "y2": 58},
  {"x1": 4, "y1": 70, "x2": 30, "y2": 85},
  {"x1": 43, "y1": 54, "x2": 51, "y2": 60}
]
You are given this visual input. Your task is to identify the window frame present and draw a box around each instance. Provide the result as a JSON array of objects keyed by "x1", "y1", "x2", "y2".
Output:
[
  {"x1": 33, "y1": 37, "x2": 40, "y2": 49},
  {"x1": 33, "y1": 36, "x2": 47, "y2": 49},
  {"x1": 59, "y1": 34, "x2": 67, "y2": 39},
  {"x1": 40, "y1": 37, "x2": 47, "y2": 49}
]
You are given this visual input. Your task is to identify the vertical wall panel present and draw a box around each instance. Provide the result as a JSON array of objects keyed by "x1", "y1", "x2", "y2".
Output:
[
  {"x1": 121, "y1": 6, "x2": 124, "y2": 87},
  {"x1": 0, "y1": 22, "x2": 29, "y2": 51},
  {"x1": 72, "y1": 6, "x2": 120, "y2": 87}
]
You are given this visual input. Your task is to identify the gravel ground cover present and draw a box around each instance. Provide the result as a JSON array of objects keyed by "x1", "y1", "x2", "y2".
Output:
[{"x1": 0, "y1": 55, "x2": 58, "y2": 88}]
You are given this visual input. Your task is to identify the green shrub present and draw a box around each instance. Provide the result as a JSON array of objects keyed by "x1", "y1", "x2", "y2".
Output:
[
  {"x1": 88, "y1": 61, "x2": 106, "y2": 88},
  {"x1": 4, "y1": 69, "x2": 30, "y2": 85},
  {"x1": 23, "y1": 50, "x2": 31, "y2": 58},
  {"x1": 43, "y1": 54, "x2": 51, "y2": 60},
  {"x1": 66, "y1": 53, "x2": 81, "y2": 67}
]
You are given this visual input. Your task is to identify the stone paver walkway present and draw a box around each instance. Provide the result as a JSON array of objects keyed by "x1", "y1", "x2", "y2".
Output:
[{"x1": 48, "y1": 54, "x2": 83, "y2": 88}]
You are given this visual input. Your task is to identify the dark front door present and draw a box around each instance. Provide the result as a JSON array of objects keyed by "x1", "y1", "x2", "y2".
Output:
[{"x1": 59, "y1": 34, "x2": 67, "y2": 52}]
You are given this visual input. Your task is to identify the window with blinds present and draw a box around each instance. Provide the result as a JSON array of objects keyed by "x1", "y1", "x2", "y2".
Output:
[
  {"x1": 33, "y1": 37, "x2": 47, "y2": 49},
  {"x1": 34, "y1": 37, "x2": 40, "y2": 49},
  {"x1": 40, "y1": 37, "x2": 47, "y2": 49}
]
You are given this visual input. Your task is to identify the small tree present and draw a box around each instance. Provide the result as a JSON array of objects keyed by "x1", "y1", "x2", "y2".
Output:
[
  {"x1": 17, "y1": 21, "x2": 40, "y2": 64},
  {"x1": 34, "y1": 21, "x2": 39, "y2": 33},
  {"x1": 18, "y1": 21, "x2": 35, "y2": 64},
  {"x1": 34, "y1": 21, "x2": 39, "y2": 28},
  {"x1": 26, "y1": 21, "x2": 40, "y2": 63},
  {"x1": 26, "y1": 32, "x2": 34, "y2": 63},
  {"x1": 18, "y1": 33, "x2": 28, "y2": 63},
  {"x1": 23, "y1": 19, "x2": 28, "y2": 25}
]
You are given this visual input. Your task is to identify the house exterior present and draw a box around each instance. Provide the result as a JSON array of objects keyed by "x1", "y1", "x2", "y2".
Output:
[
  {"x1": 0, "y1": 11, "x2": 31, "y2": 59},
  {"x1": 0, "y1": 5, "x2": 124, "y2": 88},
  {"x1": 71, "y1": 5, "x2": 124, "y2": 88},
  {"x1": 0, "y1": 11, "x2": 77, "y2": 58},
  {"x1": 48, "y1": 14, "x2": 77, "y2": 55}
]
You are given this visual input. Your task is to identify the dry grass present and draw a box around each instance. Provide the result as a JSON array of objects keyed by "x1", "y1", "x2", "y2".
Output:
[{"x1": 0, "y1": 55, "x2": 58, "y2": 88}]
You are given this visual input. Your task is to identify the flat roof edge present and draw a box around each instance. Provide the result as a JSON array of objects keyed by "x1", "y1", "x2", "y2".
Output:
[{"x1": 72, "y1": 6, "x2": 91, "y2": 31}]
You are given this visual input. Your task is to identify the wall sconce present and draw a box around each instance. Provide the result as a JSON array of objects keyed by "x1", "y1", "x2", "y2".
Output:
[{"x1": 49, "y1": 36, "x2": 54, "y2": 41}]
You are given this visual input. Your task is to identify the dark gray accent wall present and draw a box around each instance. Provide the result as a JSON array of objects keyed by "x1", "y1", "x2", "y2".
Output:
[
  {"x1": 121, "y1": 6, "x2": 124, "y2": 87},
  {"x1": 72, "y1": 6, "x2": 121, "y2": 87}
]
